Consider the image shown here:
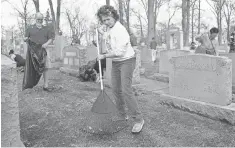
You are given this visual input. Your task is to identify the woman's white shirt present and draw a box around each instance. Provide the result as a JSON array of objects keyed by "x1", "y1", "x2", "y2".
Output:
[{"x1": 103, "y1": 21, "x2": 135, "y2": 61}]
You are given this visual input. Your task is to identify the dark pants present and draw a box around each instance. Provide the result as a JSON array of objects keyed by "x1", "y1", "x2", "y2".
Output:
[
  {"x1": 16, "y1": 60, "x2": 25, "y2": 67},
  {"x1": 112, "y1": 57, "x2": 142, "y2": 122},
  {"x1": 94, "y1": 58, "x2": 106, "y2": 77}
]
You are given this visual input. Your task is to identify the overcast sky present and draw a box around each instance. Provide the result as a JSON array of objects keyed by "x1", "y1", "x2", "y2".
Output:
[{"x1": 1, "y1": 0, "x2": 218, "y2": 36}]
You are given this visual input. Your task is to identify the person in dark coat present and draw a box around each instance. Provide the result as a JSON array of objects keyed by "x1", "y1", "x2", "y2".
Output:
[
  {"x1": 23, "y1": 12, "x2": 54, "y2": 91},
  {"x1": 9, "y1": 49, "x2": 25, "y2": 72}
]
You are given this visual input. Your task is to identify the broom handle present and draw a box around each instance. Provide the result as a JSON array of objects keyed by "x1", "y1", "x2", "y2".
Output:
[{"x1": 96, "y1": 28, "x2": 104, "y2": 90}]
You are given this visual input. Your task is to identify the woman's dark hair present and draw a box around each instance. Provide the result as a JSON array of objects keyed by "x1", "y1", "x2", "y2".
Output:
[
  {"x1": 210, "y1": 27, "x2": 219, "y2": 34},
  {"x1": 97, "y1": 5, "x2": 119, "y2": 23},
  {"x1": 9, "y1": 49, "x2": 14, "y2": 55}
]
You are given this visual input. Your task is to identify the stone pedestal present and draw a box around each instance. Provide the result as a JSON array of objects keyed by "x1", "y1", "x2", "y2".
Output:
[
  {"x1": 1, "y1": 55, "x2": 24, "y2": 147},
  {"x1": 169, "y1": 54, "x2": 232, "y2": 106}
]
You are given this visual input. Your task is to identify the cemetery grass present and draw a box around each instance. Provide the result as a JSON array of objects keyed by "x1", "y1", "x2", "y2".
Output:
[{"x1": 18, "y1": 70, "x2": 235, "y2": 147}]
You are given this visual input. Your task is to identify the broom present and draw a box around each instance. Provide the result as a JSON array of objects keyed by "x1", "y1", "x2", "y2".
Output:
[{"x1": 80, "y1": 28, "x2": 128, "y2": 134}]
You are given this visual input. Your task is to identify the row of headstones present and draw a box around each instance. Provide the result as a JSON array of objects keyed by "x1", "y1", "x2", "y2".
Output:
[
  {"x1": 61, "y1": 44, "x2": 142, "y2": 85},
  {"x1": 45, "y1": 43, "x2": 234, "y2": 107}
]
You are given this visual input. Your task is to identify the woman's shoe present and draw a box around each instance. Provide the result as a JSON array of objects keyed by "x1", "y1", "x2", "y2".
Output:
[
  {"x1": 132, "y1": 119, "x2": 144, "y2": 133},
  {"x1": 43, "y1": 87, "x2": 53, "y2": 92}
]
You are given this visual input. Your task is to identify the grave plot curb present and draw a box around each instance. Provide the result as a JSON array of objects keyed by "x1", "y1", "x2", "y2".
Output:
[
  {"x1": 156, "y1": 93, "x2": 235, "y2": 125},
  {"x1": 59, "y1": 67, "x2": 79, "y2": 77},
  {"x1": 50, "y1": 62, "x2": 63, "y2": 70},
  {"x1": 147, "y1": 73, "x2": 169, "y2": 83}
]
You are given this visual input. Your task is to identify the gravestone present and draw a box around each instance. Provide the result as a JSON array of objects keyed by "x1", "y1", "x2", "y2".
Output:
[
  {"x1": 5, "y1": 30, "x2": 13, "y2": 54},
  {"x1": 1, "y1": 55, "x2": 24, "y2": 147},
  {"x1": 156, "y1": 46, "x2": 167, "y2": 59},
  {"x1": 159, "y1": 49, "x2": 192, "y2": 74},
  {"x1": 169, "y1": 54, "x2": 232, "y2": 106},
  {"x1": 166, "y1": 27, "x2": 183, "y2": 50},
  {"x1": 62, "y1": 45, "x2": 87, "y2": 69},
  {"x1": 140, "y1": 45, "x2": 152, "y2": 63}
]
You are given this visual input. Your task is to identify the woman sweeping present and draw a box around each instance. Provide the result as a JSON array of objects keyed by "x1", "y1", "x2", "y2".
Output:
[{"x1": 96, "y1": 5, "x2": 144, "y2": 133}]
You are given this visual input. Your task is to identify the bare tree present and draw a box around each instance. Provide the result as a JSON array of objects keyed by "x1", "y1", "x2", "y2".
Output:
[
  {"x1": 182, "y1": 0, "x2": 187, "y2": 46},
  {"x1": 131, "y1": 9, "x2": 146, "y2": 39},
  {"x1": 138, "y1": 0, "x2": 148, "y2": 18},
  {"x1": 138, "y1": 0, "x2": 167, "y2": 37},
  {"x1": 182, "y1": 0, "x2": 192, "y2": 46},
  {"x1": 154, "y1": 0, "x2": 168, "y2": 28},
  {"x1": 223, "y1": 0, "x2": 235, "y2": 42},
  {"x1": 166, "y1": 1, "x2": 180, "y2": 29},
  {"x1": 198, "y1": 0, "x2": 201, "y2": 34},
  {"x1": 191, "y1": 0, "x2": 198, "y2": 41},
  {"x1": 7, "y1": 0, "x2": 33, "y2": 36},
  {"x1": 148, "y1": 0, "x2": 155, "y2": 46},
  {"x1": 118, "y1": 0, "x2": 124, "y2": 24},
  {"x1": 123, "y1": 0, "x2": 131, "y2": 33},
  {"x1": 65, "y1": 7, "x2": 87, "y2": 44},
  {"x1": 56, "y1": 0, "x2": 61, "y2": 35},
  {"x1": 48, "y1": 0, "x2": 56, "y2": 32},
  {"x1": 32, "y1": 0, "x2": 39, "y2": 12},
  {"x1": 48, "y1": 0, "x2": 62, "y2": 35}
]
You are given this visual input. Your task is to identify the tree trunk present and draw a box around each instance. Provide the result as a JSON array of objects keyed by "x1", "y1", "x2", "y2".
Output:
[
  {"x1": 55, "y1": 0, "x2": 61, "y2": 35},
  {"x1": 106, "y1": 0, "x2": 110, "y2": 5},
  {"x1": 48, "y1": 0, "x2": 56, "y2": 33},
  {"x1": 186, "y1": 0, "x2": 190, "y2": 46},
  {"x1": 192, "y1": 2, "x2": 195, "y2": 42},
  {"x1": 218, "y1": 0, "x2": 222, "y2": 45},
  {"x1": 137, "y1": 12, "x2": 144, "y2": 39},
  {"x1": 119, "y1": 0, "x2": 124, "y2": 24},
  {"x1": 66, "y1": 11, "x2": 75, "y2": 38},
  {"x1": 227, "y1": 21, "x2": 230, "y2": 42},
  {"x1": 182, "y1": 0, "x2": 187, "y2": 46},
  {"x1": 32, "y1": 0, "x2": 39, "y2": 12},
  {"x1": 148, "y1": 0, "x2": 155, "y2": 47},
  {"x1": 126, "y1": 0, "x2": 130, "y2": 33},
  {"x1": 198, "y1": 0, "x2": 201, "y2": 34}
]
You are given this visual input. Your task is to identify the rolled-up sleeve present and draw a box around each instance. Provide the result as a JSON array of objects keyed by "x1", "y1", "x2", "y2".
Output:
[{"x1": 110, "y1": 27, "x2": 130, "y2": 57}]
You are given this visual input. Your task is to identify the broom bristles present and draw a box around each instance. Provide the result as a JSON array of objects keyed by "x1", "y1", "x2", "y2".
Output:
[{"x1": 80, "y1": 90, "x2": 128, "y2": 134}]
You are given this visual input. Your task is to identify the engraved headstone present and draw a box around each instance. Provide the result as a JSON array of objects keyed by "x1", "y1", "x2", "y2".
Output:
[{"x1": 169, "y1": 54, "x2": 232, "y2": 106}]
